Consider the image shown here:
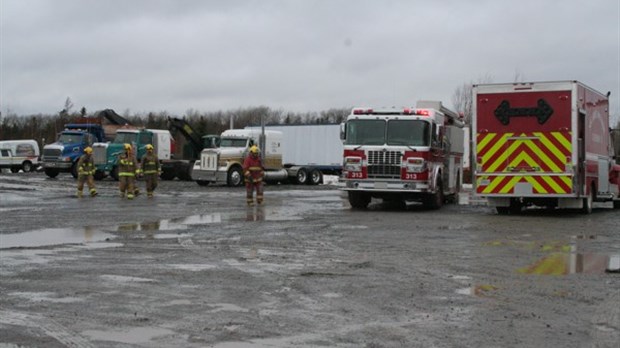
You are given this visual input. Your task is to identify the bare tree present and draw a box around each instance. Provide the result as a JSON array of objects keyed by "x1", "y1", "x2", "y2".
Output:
[{"x1": 451, "y1": 74, "x2": 494, "y2": 125}]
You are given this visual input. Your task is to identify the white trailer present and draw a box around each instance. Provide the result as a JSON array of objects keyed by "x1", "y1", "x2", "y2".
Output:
[
  {"x1": 246, "y1": 124, "x2": 342, "y2": 170},
  {"x1": 191, "y1": 124, "x2": 343, "y2": 186}
]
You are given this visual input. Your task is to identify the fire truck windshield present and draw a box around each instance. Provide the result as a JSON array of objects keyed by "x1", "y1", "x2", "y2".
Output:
[
  {"x1": 387, "y1": 120, "x2": 430, "y2": 146},
  {"x1": 345, "y1": 119, "x2": 430, "y2": 146},
  {"x1": 345, "y1": 120, "x2": 385, "y2": 145}
]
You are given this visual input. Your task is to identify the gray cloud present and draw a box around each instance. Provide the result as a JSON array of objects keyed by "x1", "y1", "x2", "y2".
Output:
[{"x1": 1, "y1": 0, "x2": 619, "y2": 123}]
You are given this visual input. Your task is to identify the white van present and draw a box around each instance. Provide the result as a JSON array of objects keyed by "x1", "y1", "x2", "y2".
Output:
[{"x1": 0, "y1": 140, "x2": 41, "y2": 172}]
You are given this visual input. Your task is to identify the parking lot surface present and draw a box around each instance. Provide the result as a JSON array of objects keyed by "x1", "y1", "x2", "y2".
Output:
[{"x1": 1, "y1": 173, "x2": 619, "y2": 347}]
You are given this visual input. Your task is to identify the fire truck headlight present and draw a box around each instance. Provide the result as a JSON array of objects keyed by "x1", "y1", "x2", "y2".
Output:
[
  {"x1": 344, "y1": 156, "x2": 362, "y2": 172},
  {"x1": 405, "y1": 158, "x2": 425, "y2": 173}
]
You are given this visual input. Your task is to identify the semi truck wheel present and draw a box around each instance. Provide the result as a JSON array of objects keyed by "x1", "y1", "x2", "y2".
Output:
[
  {"x1": 196, "y1": 180, "x2": 209, "y2": 186},
  {"x1": 110, "y1": 166, "x2": 119, "y2": 181},
  {"x1": 71, "y1": 162, "x2": 78, "y2": 179},
  {"x1": 160, "y1": 168, "x2": 176, "y2": 181},
  {"x1": 44, "y1": 168, "x2": 59, "y2": 178},
  {"x1": 307, "y1": 169, "x2": 322, "y2": 185},
  {"x1": 94, "y1": 170, "x2": 106, "y2": 181},
  {"x1": 348, "y1": 191, "x2": 371, "y2": 209},
  {"x1": 295, "y1": 168, "x2": 308, "y2": 185},
  {"x1": 227, "y1": 166, "x2": 243, "y2": 187}
]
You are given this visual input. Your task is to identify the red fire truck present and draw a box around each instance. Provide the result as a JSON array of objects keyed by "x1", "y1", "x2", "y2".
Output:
[
  {"x1": 472, "y1": 81, "x2": 620, "y2": 214},
  {"x1": 341, "y1": 101, "x2": 465, "y2": 209}
]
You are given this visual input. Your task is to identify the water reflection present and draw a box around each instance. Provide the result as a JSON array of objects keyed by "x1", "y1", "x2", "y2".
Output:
[
  {"x1": 0, "y1": 227, "x2": 115, "y2": 249},
  {"x1": 518, "y1": 253, "x2": 620, "y2": 275}
]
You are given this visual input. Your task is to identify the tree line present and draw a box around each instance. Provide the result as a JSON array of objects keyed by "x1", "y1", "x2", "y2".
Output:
[{"x1": 0, "y1": 105, "x2": 351, "y2": 146}]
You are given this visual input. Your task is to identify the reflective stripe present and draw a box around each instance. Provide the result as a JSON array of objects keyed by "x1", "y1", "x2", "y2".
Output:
[
  {"x1": 119, "y1": 173, "x2": 135, "y2": 177},
  {"x1": 248, "y1": 166, "x2": 262, "y2": 171},
  {"x1": 144, "y1": 170, "x2": 158, "y2": 174}
]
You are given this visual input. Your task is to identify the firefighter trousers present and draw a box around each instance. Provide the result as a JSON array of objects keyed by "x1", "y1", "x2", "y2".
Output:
[{"x1": 246, "y1": 182, "x2": 263, "y2": 205}]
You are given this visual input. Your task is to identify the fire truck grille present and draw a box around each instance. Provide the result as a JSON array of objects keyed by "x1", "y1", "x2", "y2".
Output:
[{"x1": 367, "y1": 151, "x2": 402, "y2": 179}]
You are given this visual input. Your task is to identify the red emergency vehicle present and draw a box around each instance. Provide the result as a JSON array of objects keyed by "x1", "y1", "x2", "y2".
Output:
[
  {"x1": 341, "y1": 101, "x2": 465, "y2": 209},
  {"x1": 472, "y1": 81, "x2": 620, "y2": 214}
]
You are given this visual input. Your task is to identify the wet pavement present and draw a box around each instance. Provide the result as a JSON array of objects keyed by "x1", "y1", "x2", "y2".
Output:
[{"x1": 0, "y1": 172, "x2": 619, "y2": 347}]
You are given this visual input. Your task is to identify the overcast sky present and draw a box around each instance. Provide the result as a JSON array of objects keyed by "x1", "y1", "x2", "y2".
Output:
[{"x1": 1, "y1": 0, "x2": 619, "y2": 122}]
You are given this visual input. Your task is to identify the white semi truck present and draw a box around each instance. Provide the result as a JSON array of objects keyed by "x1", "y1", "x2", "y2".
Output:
[{"x1": 191, "y1": 124, "x2": 343, "y2": 186}]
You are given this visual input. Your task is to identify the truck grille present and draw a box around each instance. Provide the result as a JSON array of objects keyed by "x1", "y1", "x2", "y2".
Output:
[
  {"x1": 200, "y1": 152, "x2": 218, "y2": 171},
  {"x1": 93, "y1": 147, "x2": 106, "y2": 165},
  {"x1": 367, "y1": 150, "x2": 402, "y2": 179},
  {"x1": 43, "y1": 148, "x2": 61, "y2": 160}
]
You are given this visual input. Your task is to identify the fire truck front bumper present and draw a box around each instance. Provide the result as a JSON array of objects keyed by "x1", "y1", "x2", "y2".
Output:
[{"x1": 342, "y1": 180, "x2": 429, "y2": 192}]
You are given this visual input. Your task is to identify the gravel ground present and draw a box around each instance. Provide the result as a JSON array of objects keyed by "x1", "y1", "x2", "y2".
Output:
[{"x1": 1, "y1": 172, "x2": 619, "y2": 348}]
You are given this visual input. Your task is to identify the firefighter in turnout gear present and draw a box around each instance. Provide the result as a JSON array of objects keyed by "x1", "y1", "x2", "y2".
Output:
[
  {"x1": 118, "y1": 143, "x2": 139, "y2": 199},
  {"x1": 243, "y1": 145, "x2": 265, "y2": 206},
  {"x1": 141, "y1": 144, "x2": 160, "y2": 198},
  {"x1": 76, "y1": 147, "x2": 97, "y2": 198}
]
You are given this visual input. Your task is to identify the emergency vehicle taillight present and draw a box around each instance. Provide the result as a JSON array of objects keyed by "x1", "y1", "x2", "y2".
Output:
[
  {"x1": 415, "y1": 109, "x2": 430, "y2": 116},
  {"x1": 344, "y1": 156, "x2": 362, "y2": 172}
]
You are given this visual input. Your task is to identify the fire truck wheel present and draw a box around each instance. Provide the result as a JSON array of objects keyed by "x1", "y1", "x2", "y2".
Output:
[
  {"x1": 196, "y1": 180, "x2": 210, "y2": 186},
  {"x1": 613, "y1": 200, "x2": 620, "y2": 209},
  {"x1": 348, "y1": 191, "x2": 370, "y2": 209},
  {"x1": 424, "y1": 179, "x2": 444, "y2": 210},
  {"x1": 509, "y1": 199, "x2": 522, "y2": 214},
  {"x1": 581, "y1": 189, "x2": 593, "y2": 214}
]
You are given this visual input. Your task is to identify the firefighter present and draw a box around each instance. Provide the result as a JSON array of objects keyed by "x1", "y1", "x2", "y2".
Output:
[
  {"x1": 243, "y1": 145, "x2": 265, "y2": 206},
  {"x1": 141, "y1": 144, "x2": 160, "y2": 198},
  {"x1": 118, "y1": 143, "x2": 139, "y2": 199},
  {"x1": 76, "y1": 147, "x2": 97, "y2": 198}
]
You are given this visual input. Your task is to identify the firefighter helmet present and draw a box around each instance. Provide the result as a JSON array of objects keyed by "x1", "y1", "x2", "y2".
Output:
[
  {"x1": 145, "y1": 144, "x2": 154, "y2": 151},
  {"x1": 249, "y1": 145, "x2": 259, "y2": 154},
  {"x1": 84, "y1": 147, "x2": 93, "y2": 154},
  {"x1": 124, "y1": 143, "x2": 132, "y2": 151}
]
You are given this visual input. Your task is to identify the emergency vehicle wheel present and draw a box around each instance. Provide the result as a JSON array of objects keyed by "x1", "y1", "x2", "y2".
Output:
[
  {"x1": 581, "y1": 189, "x2": 593, "y2": 214},
  {"x1": 348, "y1": 191, "x2": 370, "y2": 209},
  {"x1": 227, "y1": 166, "x2": 243, "y2": 187},
  {"x1": 197, "y1": 180, "x2": 209, "y2": 186},
  {"x1": 424, "y1": 179, "x2": 444, "y2": 210}
]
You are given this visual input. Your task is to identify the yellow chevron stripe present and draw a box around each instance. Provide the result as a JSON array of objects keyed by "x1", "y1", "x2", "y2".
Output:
[
  {"x1": 497, "y1": 176, "x2": 523, "y2": 194},
  {"x1": 551, "y1": 132, "x2": 572, "y2": 152},
  {"x1": 523, "y1": 140, "x2": 562, "y2": 172},
  {"x1": 524, "y1": 176, "x2": 547, "y2": 194},
  {"x1": 482, "y1": 176, "x2": 506, "y2": 193},
  {"x1": 480, "y1": 132, "x2": 512, "y2": 162},
  {"x1": 560, "y1": 176, "x2": 572, "y2": 188},
  {"x1": 508, "y1": 151, "x2": 540, "y2": 170},
  {"x1": 534, "y1": 132, "x2": 568, "y2": 164},
  {"x1": 476, "y1": 133, "x2": 496, "y2": 153},
  {"x1": 541, "y1": 175, "x2": 565, "y2": 194},
  {"x1": 487, "y1": 135, "x2": 520, "y2": 172}
]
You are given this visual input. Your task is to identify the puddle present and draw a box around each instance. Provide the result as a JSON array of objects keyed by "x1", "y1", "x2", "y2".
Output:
[
  {"x1": 0, "y1": 227, "x2": 115, "y2": 249},
  {"x1": 82, "y1": 327, "x2": 174, "y2": 344},
  {"x1": 518, "y1": 253, "x2": 620, "y2": 275},
  {"x1": 456, "y1": 284, "x2": 499, "y2": 297}
]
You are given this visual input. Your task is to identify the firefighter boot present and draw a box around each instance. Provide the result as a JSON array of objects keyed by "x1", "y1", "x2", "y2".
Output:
[
  {"x1": 77, "y1": 190, "x2": 83, "y2": 198},
  {"x1": 147, "y1": 191, "x2": 153, "y2": 198},
  {"x1": 127, "y1": 193, "x2": 135, "y2": 200},
  {"x1": 90, "y1": 189, "x2": 98, "y2": 197},
  {"x1": 257, "y1": 195, "x2": 263, "y2": 205},
  {"x1": 247, "y1": 197, "x2": 254, "y2": 206}
]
